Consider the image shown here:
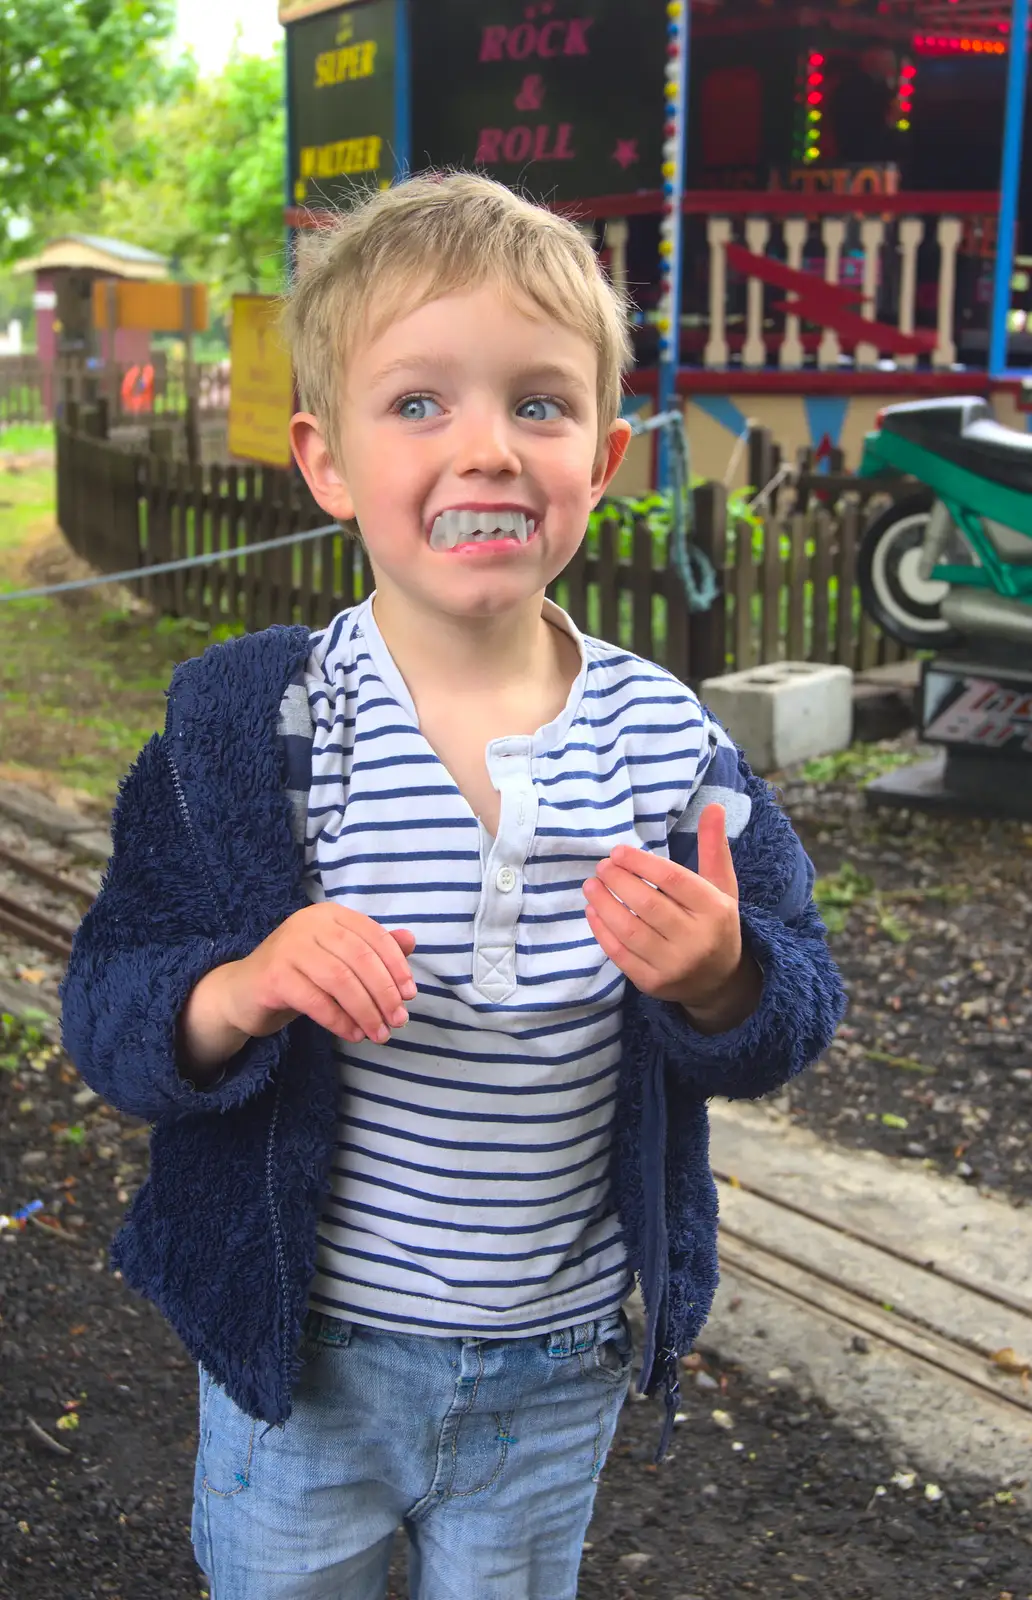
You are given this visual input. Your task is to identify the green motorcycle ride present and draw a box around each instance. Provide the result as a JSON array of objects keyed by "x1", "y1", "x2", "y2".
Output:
[{"x1": 856, "y1": 397, "x2": 1032, "y2": 651}]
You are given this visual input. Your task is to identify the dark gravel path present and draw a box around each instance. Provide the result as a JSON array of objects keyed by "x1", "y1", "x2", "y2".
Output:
[
  {"x1": 2, "y1": 1008, "x2": 1030, "y2": 1600},
  {"x1": 779, "y1": 746, "x2": 1032, "y2": 1203}
]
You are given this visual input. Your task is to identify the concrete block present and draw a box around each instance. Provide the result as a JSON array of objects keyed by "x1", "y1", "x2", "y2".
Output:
[{"x1": 701, "y1": 661, "x2": 853, "y2": 773}]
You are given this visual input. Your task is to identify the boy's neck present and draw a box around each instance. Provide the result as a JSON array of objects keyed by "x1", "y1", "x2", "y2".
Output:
[{"x1": 370, "y1": 588, "x2": 570, "y2": 703}]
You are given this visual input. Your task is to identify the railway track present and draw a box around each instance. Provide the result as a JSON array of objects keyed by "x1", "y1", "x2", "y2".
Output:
[
  {"x1": 712, "y1": 1162, "x2": 1032, "y2": 1430},
  {"x1": 0, "y1": 842, "x2": 94, "y2": 960}
]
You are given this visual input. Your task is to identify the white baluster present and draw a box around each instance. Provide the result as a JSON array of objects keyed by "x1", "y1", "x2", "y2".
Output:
[
  {"x1": 817, "y1": 217, "x2": 846, "y2": 369},
  {"x1": 896, "y1": 216, "x2": 924, "y2": 371},
  {"x1": 742, "y1": 216, "x2": 770, "y2": 369},
  {"x1": 604, "y1": 217, "x2": 629, "y2": 299},
  {"x1": 934, "y1": 216, "x2": 963, "y2": 369},
  {"x1": 779, "y1": 217, "x2": 808, "y2": 370},
  {"x1": 855, "y1": 218, "x2": 885, "y2": 368},
  {"x1": 704, "y1": 217, "x2": 732, "y2": 369}
]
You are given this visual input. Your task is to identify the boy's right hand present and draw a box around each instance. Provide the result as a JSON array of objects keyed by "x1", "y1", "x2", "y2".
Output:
[{"x1": 225, "y1": 903, "x2": 417, "y2": 1045}]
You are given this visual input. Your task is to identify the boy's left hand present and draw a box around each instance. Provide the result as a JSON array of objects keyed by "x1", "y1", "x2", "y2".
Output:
[{"x1": 583, "y1": 803, "x2": 761, "y2": 1029}]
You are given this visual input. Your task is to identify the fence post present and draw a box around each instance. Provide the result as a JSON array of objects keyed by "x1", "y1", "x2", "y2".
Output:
[
  {"x1": 184, "y1": 396, "x2": 200, "y2": 469},
  {"x1": 747, "y1": 424, "x2": 777, "y2": 501},
  {"x1": 835, "y1": 498, "x2": 859, "y2": 669},
  {"x1": 688, "y1": 481, "x2": 727, "y2": 687},
  {"x1": 148, "y1": 424, "x2": 175, "y2": 459},
  {"x1": 795, "y1": 445, "x2": 813, "y2": 512}
]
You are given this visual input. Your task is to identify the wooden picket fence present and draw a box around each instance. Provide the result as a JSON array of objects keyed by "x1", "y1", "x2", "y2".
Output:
[
  {"x1": 0, "y1": 352, "x2": 230, "y2": 431},
  {"x1": 0, "y1": 353, "x2": 50, "y2": 427},
  {"x1": 55, "y1": 413, "x2": 906, "y2": 686}
]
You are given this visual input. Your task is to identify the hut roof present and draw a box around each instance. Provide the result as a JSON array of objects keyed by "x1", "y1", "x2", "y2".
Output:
[{"x1": 13, "y1": 235, "x2": 168, "y2": 280}]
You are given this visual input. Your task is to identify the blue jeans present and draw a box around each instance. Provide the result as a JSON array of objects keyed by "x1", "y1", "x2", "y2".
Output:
[{"x1": 192, "y1": 1305, "x2": 634, "y2": 1600}]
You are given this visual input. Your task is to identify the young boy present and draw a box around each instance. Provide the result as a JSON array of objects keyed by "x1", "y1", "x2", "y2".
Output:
[{"x1": 61, "y1": 173, "x2": 845, "y2": 1600}]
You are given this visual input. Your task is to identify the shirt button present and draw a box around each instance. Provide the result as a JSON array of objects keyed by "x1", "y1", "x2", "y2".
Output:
[{"x1": 496, "y1": 866, "x2": 517, "y2": 893}]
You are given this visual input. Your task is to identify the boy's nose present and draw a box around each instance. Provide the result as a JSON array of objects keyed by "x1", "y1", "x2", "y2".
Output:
[{"x1": 452, "y1": 410, "x2": 521, "y2": 477}]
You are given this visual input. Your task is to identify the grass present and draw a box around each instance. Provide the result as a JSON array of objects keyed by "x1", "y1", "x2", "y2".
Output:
[
  {"x1": 813, "y1": 859, "x2": 969, "y2": 941},
  {"x1": 0, "y1": 422, "x2": 55, "y2": 454},
  {"x1": 0, "y1": 458, "x2": 214, "y2": 807},
  {"x1": 799, "y1": 744, "x2": 921, "y2": 785},
  {"x1": 0, "y1": 459, "x2": 56, "y2": 560}
]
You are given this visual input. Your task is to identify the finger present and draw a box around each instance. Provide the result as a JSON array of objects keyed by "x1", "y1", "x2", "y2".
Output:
[
  {"x1": 291, "y1": 947, "x2": 395, "y2": 1042},
  {"x1": 374, "y1": 925, "x2": 417, "y2": 996},
  {"x1": 583, "y1": 874, "x2": 671, "y2": 968},
  {"x1": 587, "y1": 861, "x2": 683, "y2": 941},
  {"x1": 584, "y1": 902, "x2": 664, "y2": 993},
  {"x1": 606, "y1": 842, "x2": 726, "y2": 916},
  {"x1": 696, "y1": 803, "x2": 738, "y2": 902},
  {"x1": 314, "y1": 931, "x2": 412, "y2": 1037},
  {"x1": 285, "y1": 969, "x2": 368, "y2": 1043},
  {"x1": 324, "y1": 907, "x2": 418, "y2": 999}
]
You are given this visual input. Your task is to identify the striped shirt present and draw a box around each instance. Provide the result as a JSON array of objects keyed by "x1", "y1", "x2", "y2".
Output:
[{"x1": 293, "y1": 596, "x2": 751, "y2": 1337}]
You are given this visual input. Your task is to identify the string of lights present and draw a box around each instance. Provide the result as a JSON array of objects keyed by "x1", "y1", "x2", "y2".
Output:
[
  {"x1": 802, "y1": 48, "x2": 825, "y2": 164},
  {"x1": 897, "y1": 56, "x2": 916, "y2": 128},
  {"x1": 657, "y1": 1, "x2": 687, "y2": 371},
  {"x1": 656, "y1": 0, "x2": 689, "y2": 489},
  {"x1": 914, "y1": 34, "x2": 1007, "y2": 53}
]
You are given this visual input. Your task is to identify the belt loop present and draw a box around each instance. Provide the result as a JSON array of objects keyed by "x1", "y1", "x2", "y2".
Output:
[
  {"x1": 548, "y1": 1326, "x2": 571, "y2": 1358},
  {"x1": 572, "y1": 1320, "x2": 595, "y2": 1353}
]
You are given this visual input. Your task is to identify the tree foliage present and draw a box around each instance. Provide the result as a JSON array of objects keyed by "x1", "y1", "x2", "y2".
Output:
[
  {"x1": 19, "y1": 46, "x2": 287, "y2": 315},
  {"x1": 180, "y1": 52, "x2": 286, "y2": 298},
  {"x1": 0, "y1": 0, "x2": 176, "y2": 242}
]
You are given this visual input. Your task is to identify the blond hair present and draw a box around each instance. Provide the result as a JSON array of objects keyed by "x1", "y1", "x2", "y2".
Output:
[{"x1": 282, "y1": 172, "x2": 633, "y2": 461}]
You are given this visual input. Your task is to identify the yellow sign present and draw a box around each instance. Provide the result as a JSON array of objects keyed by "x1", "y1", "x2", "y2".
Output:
[
  {"x1": 93, "y1": 280, "x2": 208, "y2": 332},
  {"x1": 297, "y1": 134, "x2": 383, "y2": 195},
  {"x1": 315, "y1": 38, "x2": 377, "y2": 85},
  {"x1": 279, "y1": 0, "x2": 360, "y2": 21},
  {"x1": 228, "y1": 296, "x2": 294, "y2": 469}
]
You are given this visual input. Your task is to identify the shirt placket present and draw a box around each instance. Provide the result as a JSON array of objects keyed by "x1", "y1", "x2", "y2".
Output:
[{"x1": 471, "y1": 737, "x2": 538, "y2": 1002}]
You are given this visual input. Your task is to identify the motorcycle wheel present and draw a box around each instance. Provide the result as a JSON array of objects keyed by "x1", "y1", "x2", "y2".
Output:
[{"x1": 857, "y1": 491, "x2": 964, "y2": 650}]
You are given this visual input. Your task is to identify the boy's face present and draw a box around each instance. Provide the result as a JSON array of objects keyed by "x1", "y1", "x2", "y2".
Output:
[{"x1": 291, "y1": 283, "x2": 630, "y2": 624}]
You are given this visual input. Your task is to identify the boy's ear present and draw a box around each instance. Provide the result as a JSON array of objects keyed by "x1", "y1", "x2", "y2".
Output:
[
  {"x1": 289, "y1": 414, "x2": 356, "y2": 523},
  {"x1": 590, "y1": 418, "x2": 633, "y2": 506}
]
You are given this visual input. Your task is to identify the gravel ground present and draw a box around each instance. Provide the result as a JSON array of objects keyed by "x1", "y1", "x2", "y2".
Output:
[
  {"x1": 778, "y1": 744, "x2": 1032, "y2": 1204},
  {"x1": 2, "y1": 749, "x2": 1032, "y2": 1596}
]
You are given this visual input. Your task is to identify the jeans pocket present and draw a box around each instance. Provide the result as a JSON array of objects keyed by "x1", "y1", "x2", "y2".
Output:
[
  {"x1": 592, "y1": 1308, "x2": 635, "y2": 1385},
  {"x1": 198, "y1": 1368, "x2": 258, "y2": 1498}
]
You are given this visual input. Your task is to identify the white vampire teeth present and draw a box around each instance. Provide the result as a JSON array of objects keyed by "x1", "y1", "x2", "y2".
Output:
[{"x1": 428, "y1": 509, "x2": 536, "y2": 550}]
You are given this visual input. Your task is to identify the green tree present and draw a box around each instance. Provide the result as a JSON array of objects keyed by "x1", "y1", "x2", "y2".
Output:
[
  {"x1": 25, "y1": 47, "x2": 287, "y2": 313},
  {"x1": 179, "y1": 50, "x2": 287, "y2": 299},
  {"x1": 0, "y1": 0, "x2": 176, "y2": 246}
]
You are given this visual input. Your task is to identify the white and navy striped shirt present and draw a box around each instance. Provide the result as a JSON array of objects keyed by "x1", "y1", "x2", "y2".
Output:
[{"x1": 298, "y1": 597, "x2": 750, "y2": 1337}]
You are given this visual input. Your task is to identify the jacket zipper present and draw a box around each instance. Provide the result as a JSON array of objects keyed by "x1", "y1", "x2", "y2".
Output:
[
  {"x1": 166, "y1": 736, "x2": 292, "y2": 1418},
  {"x1": 166, "y1": 744, "x2": 229, "y2": 938}
]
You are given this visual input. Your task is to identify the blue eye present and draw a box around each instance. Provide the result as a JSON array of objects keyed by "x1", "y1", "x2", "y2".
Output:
[
  {"x1": 395, "y1": 395, "x2": 442, "y2": 421},
  {"x1": 518, "y1": 396, "x2": 565, "y2": 422}
]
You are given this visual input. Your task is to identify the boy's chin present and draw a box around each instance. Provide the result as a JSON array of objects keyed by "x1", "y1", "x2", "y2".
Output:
[{"x1": 377, "y1": 569, "x2": 549, "y2": 615}]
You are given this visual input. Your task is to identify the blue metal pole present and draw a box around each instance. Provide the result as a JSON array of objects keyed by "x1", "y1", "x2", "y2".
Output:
[
  {"x1": 656, "y1": 0, "x2": 690, "y2": 490},
  {"x1": 989, "y1": 0, "x2": 1030, "y2": 377},
  {"x1": 393, "y1": 0, "x2": 412, "y2": 181}
]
